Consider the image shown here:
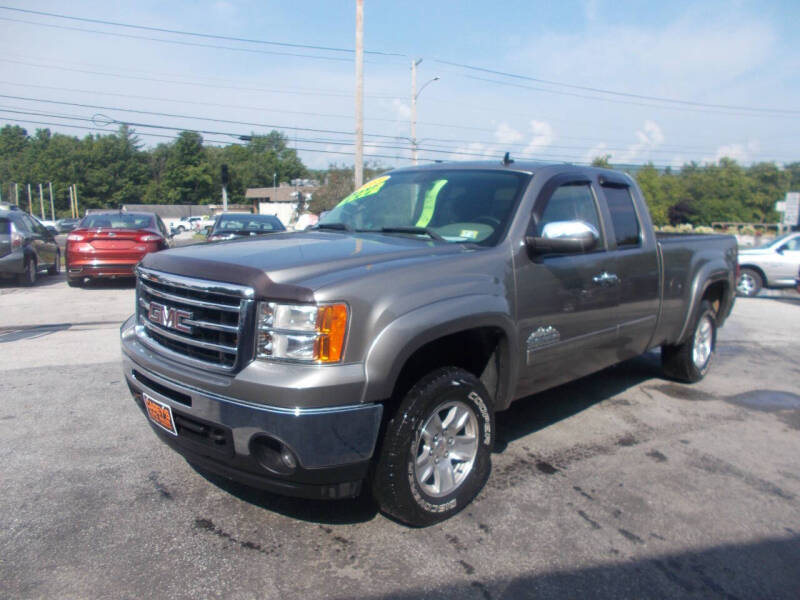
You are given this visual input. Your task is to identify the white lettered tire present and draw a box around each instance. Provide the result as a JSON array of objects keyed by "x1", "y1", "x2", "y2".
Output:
[{"x1": 372, "y1": 367, "x2": 494, "y2": 527}]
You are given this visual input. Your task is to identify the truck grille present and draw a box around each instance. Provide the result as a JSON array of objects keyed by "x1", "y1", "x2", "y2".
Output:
[{"x1": 135, "y1": 267, "x2": 255, "y2": 373}]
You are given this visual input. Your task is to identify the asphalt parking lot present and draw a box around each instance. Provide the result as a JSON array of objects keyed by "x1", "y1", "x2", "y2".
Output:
[{"x1": 1, "y1": 275, "x2": 799, "y2": 599}]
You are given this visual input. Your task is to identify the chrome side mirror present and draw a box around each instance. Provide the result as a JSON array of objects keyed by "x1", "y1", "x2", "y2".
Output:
[{"x1": 526, "y1": 220, "x2": 600, "y2": 255}]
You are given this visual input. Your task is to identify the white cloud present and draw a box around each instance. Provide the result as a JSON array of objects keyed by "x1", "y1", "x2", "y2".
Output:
[
  {"x1": 713, "y1": 140, "x2": 760, "y2": 163},
  {"x1": 617, "y1": 120, "x2": 664, "y2": 163},
  {"x1": 391, "y1": 99, "x2": 411, "y2": 121},
  {"x1": 522, "y1": 120, "x2": 554, "y2": 157},
  {"x1": 583, "y1": 0, "x2": 600, "y2": 22},
  {"x1": 584, "y1": 142, "x2": 609, "y2": 165},
  {"x1": 494, "y1": 123, "x2": 523, "y2": 145}
]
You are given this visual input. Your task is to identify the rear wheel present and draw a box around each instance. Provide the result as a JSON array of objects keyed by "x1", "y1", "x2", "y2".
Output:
[
  {"x1": 736, "y1": 268, "x2": 762, "y2": 297},
  {"x1": 372, "y1": 367, "x2": 494, "y2": 527},
  {"x1": 18, "y1": 257, "x2": 37, "y2": 286},
  {"x1": 67, "y1": 276, "x2": 83, "y2": 288},
  {"x1": 48, "y1": 250, "x2": 61, "y2": 275},
  {"x1": 662, "y1": 300, "x2": 717, "y2": 383}
]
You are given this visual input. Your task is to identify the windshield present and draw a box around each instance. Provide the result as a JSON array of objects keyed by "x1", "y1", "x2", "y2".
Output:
[
  {"x1": 80, "y1": 214, "x2": 154, "y2": 229},
  {"x1": 215, "y1": 214, "x2": 285, "y2": 232},
  {"x1": 756, "y1": 232, "x2": 794, "y2": 249},
  {"x1": 318, "y1": 170, "x2": 528, "y2": 246}
]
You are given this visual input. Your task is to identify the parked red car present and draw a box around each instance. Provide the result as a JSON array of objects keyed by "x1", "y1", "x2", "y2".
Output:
[{"x1": 66, "y1": 211, "x2": 171, "y2": 287}]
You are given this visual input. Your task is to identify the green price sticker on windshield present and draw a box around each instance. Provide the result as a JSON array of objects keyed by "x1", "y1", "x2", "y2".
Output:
[{"x1": 338, "y1": 176, "x2": 390, "y2": 207}]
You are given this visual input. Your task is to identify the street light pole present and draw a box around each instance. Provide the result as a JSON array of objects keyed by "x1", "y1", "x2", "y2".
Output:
[{"x1": 410, "y1": 59, "x2": 439, "y2": 165}]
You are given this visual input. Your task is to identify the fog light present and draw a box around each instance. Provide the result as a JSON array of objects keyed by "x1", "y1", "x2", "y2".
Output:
[{"x1": 250, "y1": 436, "x2": 298, "y2": 475}]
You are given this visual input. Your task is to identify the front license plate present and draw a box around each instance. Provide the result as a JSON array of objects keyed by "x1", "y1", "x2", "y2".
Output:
[{"x1": 143, "y1": 393, "x2": 177, "y2": 436}]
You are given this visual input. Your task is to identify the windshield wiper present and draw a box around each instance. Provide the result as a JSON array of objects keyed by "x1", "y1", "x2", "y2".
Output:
[
  {"x1": 379, "y1": 226, "x2": 445, "y2": 242},
  {"x1": 315, "y1": 222, "x2": 353, "y2": 232}
]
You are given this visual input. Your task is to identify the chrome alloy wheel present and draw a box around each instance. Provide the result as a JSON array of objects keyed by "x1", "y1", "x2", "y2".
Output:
[
  {"x1": 736, "y1": 272, "x2": 756, "y2": 296},
  {"x1": 692, "y1": 315, "x2": 713, "y2": 369},
  {"x1": 414, "y1": 400, "x2": 479, "y2": 498}
]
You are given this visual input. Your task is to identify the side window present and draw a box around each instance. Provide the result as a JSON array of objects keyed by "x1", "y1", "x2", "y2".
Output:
[
  {"x1": 156, "y1": 217, "x2": 168, "y2": 237},
  {"x1": 12, "y1": 215, "x2": 30, "y2": 233},
  {"x1": 602, "y1": 184, "x2": 641, "y2": 248},
  {"x1": 539, "y1": 183, "x2": 603, "y2": 244},
  {"x1": 23, "y1": 215, "x2": 45, "y2": 235},
  {"x1": 780, "y1": 237, "x2": 800, "y2": 252}
]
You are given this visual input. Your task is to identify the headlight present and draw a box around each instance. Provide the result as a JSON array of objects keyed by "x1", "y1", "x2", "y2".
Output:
[{"x1": 256, "y1": 302, "x2": 348, "y2": 363}]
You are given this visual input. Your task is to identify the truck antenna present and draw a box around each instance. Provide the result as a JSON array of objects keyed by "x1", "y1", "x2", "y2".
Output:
[{"x1": 502, "y1": 152, "x2": 514, "y2": 165}]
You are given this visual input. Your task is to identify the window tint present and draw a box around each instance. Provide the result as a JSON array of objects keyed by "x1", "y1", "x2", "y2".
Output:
[
  {"x1": 539, "y1": 183, "x2": 603, "y2": 242},
  {"x1": 217, "y1": 215, "x2": 284, "y2": 231},
  {"x1": 602, "y1": 185, "x2": 640, "y2": 247}
]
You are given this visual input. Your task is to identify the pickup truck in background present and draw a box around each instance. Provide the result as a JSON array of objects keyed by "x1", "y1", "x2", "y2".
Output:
[
  {"x1": 121, "y1": 161, "x2": 737, "y2": 526},
  {"x1": 736, "y1": 231, "x2": 800, "y2": 297}
]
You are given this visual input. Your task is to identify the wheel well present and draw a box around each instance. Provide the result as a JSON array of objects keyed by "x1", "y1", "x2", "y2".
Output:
[
  {"x1": 388, "y1": 327, "x2": 507, "y2": 415},
  {"x1": 702, "y1": 280, "x2": 727, "y2": 315}
]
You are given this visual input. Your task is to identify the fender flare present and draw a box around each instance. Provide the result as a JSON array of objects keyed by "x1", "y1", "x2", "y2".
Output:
[
  {"x1": 676, "y1": 262, "x2": 733, "y2": 344},
  {"x1": 361, "y1": 294, "x2": 518, "y2": 410}
]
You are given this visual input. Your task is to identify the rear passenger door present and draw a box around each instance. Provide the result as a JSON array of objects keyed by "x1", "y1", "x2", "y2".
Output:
[
  {"x1": 597, "y1": 177, "x2": 660, "y2": 360},
  {"x1": 515, "y1": 174, "x2": 620, "y2": 396}
]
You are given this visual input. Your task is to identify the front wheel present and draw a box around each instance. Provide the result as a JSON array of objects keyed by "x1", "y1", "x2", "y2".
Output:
[
  {"x1": 662, "y1": 300, "x2": 717, "y2": 383},
  {"x1": 736, "y1": 268, "x2": 762, "y2": 297},
  {"x1": 372, "y1": 367, "x2": 494, "y2": 527}
]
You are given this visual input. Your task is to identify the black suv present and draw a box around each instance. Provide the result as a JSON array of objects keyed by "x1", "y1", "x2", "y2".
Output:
[{"x1": 0, "y1": 209, "x2": 61, "y2": 285}]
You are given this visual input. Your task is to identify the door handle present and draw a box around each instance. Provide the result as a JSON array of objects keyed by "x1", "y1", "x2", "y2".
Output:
[{"x1": 592, "y1": 271, "x2": 620, "y2": 286}]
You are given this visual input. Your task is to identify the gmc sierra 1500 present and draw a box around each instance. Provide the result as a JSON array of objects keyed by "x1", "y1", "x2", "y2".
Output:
[{"x1": 121, "y1": 161, "x2": 737, "y2": 526}]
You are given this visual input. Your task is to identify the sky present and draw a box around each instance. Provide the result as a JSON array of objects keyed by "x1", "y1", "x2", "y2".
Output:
[{"x1": 0, "y1": 0, "x2": 798, "y2": 170}]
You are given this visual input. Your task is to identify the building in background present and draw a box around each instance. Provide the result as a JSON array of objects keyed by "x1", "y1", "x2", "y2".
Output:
[{"x1": 245, "y1": 184, "x2": 316, "y2": 228}]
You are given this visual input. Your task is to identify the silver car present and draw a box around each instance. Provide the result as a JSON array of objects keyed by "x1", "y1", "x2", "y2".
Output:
[{"x1": 737, "y1": 232, "x2": 800, "y2": 296}]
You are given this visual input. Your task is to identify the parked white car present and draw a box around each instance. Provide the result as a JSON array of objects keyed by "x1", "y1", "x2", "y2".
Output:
[
  {"x1": 737, "y1": 232, "x2": 800, "y2": 296},
  {"x1": 170, "y1": 216, "x2": 213, "y2": 234}
]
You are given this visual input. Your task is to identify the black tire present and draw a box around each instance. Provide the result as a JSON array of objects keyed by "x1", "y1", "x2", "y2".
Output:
[
  {"x1": 372, "y1": 367, "x2": 494, "y2": 527},
  {"x1": 662, "y1": 300, "x2": 717, "y2": 383},
  {"x1": 736, "y1": 268, "x2": 762, "y2": 297},
  {"x1": 67, "y1": 276, "x2": 83, "y2": 288},
  {"x1": 18, "y1": 257, "x2": 37, "y2": 286},
  {"x1": 48, "y1": 250, "x2": 60, "y2": 275}
]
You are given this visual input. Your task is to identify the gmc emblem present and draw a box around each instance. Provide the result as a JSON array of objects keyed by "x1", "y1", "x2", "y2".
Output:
[{"x1": 148, "y1": 301, "x2": 193, "y2": 334}]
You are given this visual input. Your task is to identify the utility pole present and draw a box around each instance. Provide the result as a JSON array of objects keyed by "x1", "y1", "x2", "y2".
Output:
[
  {"x1": 14, "y1": 182, "x2": 19, "y2": 206},
  {"x1": 354, "y1": 0, "x2": 364, "y2": 188},
  {"x1": 69, "y1": 185, "x2": 75, "y2": 218},
  {"x1": 49, "y1": 182, "x2": 55, "y2": 220},
  {"x1": 27, "y1": 184, "x2": 32, "y2": 214},
  {"x1": 73, "y1": 184, "x2": 79, "y2": 218},
  {"x1": 38, "y1": 183, "x2": 45, "y2": 220}
]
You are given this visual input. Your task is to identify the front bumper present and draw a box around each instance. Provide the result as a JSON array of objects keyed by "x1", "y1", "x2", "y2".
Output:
[{"x1": 121, "y1": 318, "x2": 383, "y2": 499}]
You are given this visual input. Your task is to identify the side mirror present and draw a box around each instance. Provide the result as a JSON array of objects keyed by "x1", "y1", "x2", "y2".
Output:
[{"x1": 526, "y1": 220, "x2": 600, "y2": 255}]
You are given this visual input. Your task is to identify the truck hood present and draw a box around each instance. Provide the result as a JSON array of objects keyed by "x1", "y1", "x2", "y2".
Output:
[{"x1": 140, "y1": 231, "x2": 471, "y2": 301}]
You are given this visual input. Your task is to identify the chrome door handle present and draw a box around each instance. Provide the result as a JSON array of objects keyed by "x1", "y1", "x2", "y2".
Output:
[{"x1": 592, "y1": 272, "x2": 620, "y2": 286}]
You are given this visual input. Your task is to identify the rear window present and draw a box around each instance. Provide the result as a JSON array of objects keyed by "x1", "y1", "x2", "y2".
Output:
[
  {"x1": 602, "y1": 185, "x2": 641, "y2": 248},
  {"x1": 0, "y1": 218, "x2": 9, "y2": 235},
  {"x1": 216, "y1": 215, "x2": 285, "y2": 232},
  {"x1": 80, "y1": 214, "x2": 155, "y2": 229}
]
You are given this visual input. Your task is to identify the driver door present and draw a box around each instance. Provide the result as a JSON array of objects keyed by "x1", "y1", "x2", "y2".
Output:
[{"x1": 515, "y1": 175, "x2": 620, "y2": 397}]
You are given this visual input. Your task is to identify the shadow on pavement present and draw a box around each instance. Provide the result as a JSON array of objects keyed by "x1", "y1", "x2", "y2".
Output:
[
  {"x1": 346, "y1": 534, "x2": 800, "y2": 599},
  {"x1": 494, "y1": 351, "x2": 663, "y2": 451},
  {"x1": 188, "y1": 464, "x2": 380, "y2": 525}
]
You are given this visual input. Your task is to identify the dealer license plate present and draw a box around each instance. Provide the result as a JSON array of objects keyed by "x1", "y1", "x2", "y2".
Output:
[{"x1": 143, "y1": 393, "x2": 177, "y2": 436}]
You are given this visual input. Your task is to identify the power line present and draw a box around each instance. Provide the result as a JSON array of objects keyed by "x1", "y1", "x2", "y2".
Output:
[
  {"x1": 0, "y1": 58, "x2": 400, "y2": 100},
  {"x1": 433, "y1": 59, "x2": 800, "y2": 116},
  {"x1": 1, "y1": 5, "x2": 793, "y2": 118},
  {"x1": 0, "y1": 94, "x2": 408, "y2": 140},
  {"x1": 0, "y1": 5, "x2": 406, "y2": 57},
  {"x1": 0, "y1": 16, "x2": 375, "y2": 64}
]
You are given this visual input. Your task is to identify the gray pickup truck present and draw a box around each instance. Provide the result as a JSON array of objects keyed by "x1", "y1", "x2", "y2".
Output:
[{"x1": 121, "y1": 161, "x2": 737, "y2": 526}]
